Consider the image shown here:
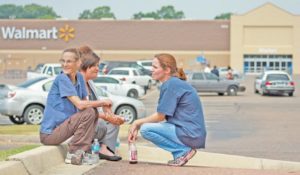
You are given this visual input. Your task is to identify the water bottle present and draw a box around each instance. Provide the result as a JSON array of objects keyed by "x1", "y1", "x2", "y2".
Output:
[
  {"x1": 91, "y1": 138, "x2": 100, "y2": 154},
  {"x1": 115, "y1": 137, "x2": 120, "y2": 156},
  {"x1": 128, "y1": 142, "x2": 138, "y2": 164}
]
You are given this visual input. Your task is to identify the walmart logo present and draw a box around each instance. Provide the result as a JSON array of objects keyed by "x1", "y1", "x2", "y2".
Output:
[
  {"x1": 1, "y1": 24, "x2": 75, "y2": 42},
  {"x1": 59, "y1": 24, "x2": 75, "y2": 42}
]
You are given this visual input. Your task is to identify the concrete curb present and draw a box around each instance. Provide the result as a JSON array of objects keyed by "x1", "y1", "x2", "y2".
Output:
[
  {"x1": 1, "y1": 144, "x2": 300, "y2": 174},
  {"x1": 0, "y1": 161, "x2": 29, "y2": 175},
  {"x1": 117, "y1": 143, "x2": 300, "y2": 171},
  {"x1": 3, "y1": 145, "x2": 103, "y2": 175}
]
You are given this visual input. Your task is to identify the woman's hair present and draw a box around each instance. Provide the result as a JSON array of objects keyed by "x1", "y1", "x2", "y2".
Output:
[
  {"x1": 62, "y1": 48, "x2": 81, "y2": 61},
  {"x1": 154, "y1": 53, "x2": 186, "y2": 80},
  {"x1": 78, "y1": 45, "x2": 100, "y2": 71}
]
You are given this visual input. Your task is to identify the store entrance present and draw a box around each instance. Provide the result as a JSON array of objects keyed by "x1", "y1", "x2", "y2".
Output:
[{"x1": 244, "y1": 55, "x2": 292, "y2": 74}]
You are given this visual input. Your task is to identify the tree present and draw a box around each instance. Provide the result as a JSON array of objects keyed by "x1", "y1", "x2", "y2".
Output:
[
  {"x1": 215, "y1": 12, "x2": 233, "y2": 20},
  {"x1": 133, "y1": 12, "x2": 159, "y2": 19},
  {"x1": 0, "y1": 4, "x2": 23, "y2": 19},
  {"x1": 79, "y1": 10, "x2": 92, "y2": 19},
  {"x1": 79, "y1": 6, "x2": 116, "y2": 19},
  {"x1": 133, "y1": 5, "x2": 185, "y2": 20},
  {"x1": 22, "y1": 4, "x2": 59, "y2": 19},
  {"x1": 156, "y1": 5, "x2": 185, "y2": 19},
  {"x1": 0, "y1": 3, "x2": 59, "y2": 19}
]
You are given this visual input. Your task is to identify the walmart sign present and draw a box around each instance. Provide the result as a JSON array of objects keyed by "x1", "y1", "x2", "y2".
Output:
[
  {"x1": 1, "y1": 25, "x2": 75, "y2": 42},
  {"x1": 1, "y1": 26, "x2": 58, "y2": 40}
]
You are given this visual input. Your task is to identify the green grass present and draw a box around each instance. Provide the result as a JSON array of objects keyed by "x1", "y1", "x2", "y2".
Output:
[
  {"x1": 0, "y1": 125, "x2": 39, "y2": 135},
  {"x1": 0, "y1": 145, "x2": 40, "y2": 161}
]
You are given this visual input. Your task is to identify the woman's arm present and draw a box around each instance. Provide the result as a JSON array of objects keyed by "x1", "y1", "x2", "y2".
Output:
[
  {"x1": 67, "y1": 96, "x2": 112, "y2": 111},
  {"x1": 128, "y1": 112, "x2": 165, "y2": 142}
]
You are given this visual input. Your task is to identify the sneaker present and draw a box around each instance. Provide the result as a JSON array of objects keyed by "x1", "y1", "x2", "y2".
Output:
[
  {"x1": 65, "y1": 152, "x2": 74, "y2": 164},
  {"x1": 82, "y1": 153, "x2": 100, "y2": 165},
  {"x1": 167, "y1": 149, "x2": 197, "y2": 167},
  {"x1": 71, "y1": 149, "x2": 85, "y2": 165}
]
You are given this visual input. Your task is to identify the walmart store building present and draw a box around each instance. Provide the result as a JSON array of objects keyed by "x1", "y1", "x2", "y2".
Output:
[{"x1": 0, "y1": 3, "x2": 299, "y2": 76}]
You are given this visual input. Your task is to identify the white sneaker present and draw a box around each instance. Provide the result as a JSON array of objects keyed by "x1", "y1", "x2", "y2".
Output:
[{"x1": 65, "y1": 152, "x2": 74, "y2": 164}]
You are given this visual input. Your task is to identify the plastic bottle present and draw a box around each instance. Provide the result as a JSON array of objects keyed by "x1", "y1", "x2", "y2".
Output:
[
  {"x1": 90, "y1": 138, "x2": 100, "y2": 164},
  {"x1": 128, "y1": 142, "x2": 138, "y2": 164},
  {"x1": 91, "y1": 138, "x2": 100, "y2": 154},
  {"x1": 115, "y1": 137, "x2": 120, "y2": 156}
]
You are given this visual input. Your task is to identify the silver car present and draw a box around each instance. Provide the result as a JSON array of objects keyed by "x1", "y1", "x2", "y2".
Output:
[
  {"x1": 0, "y1": 77, "x2": 146, "y2": 124},
  {"x1": 187, "y1": 72, "x2": 246, "y2": 96},
  {"x1": 254, "y1": 70, "x2": 295, "y2": 96}
]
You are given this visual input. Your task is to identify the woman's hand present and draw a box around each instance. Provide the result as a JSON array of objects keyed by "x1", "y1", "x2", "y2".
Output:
[
  {"x1": 100, "y1": 99, "x2": 112, "y2": 107},
  {"x1": 128, "y1": 121, "x2": 140, "y2": 143},
  {"x1": 99, "y1": 112, "x2": 125, "y2": 125}
]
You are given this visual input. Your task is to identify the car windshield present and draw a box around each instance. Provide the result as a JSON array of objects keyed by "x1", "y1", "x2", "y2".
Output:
[
  {"x1": 54, "y1": 67, "x2": 62, "y2": 75},
  {"x1": 95, "y1": 86, "x2": 108, "y2": 97},
  {"x1": 17, "y1": 77, "x2": 48, "y2": 88},
  {"x1": 109, "y1": 70, "x2": 129, "y2": 75},
  {"x1": 141, "y1": 62, "x2": 152, "y2": 66},
  {"x1": 266, "y1": 74, "x2": 290, "y2": 81}
]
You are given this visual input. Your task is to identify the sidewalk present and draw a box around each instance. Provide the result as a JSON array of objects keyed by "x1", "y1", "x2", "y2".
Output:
[{"x1": 1, "y1": 143, "x2": 300, "y2": 175}]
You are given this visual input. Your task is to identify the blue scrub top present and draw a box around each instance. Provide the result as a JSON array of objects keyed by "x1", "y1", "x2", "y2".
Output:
[
  {"x1": 157, "y1": 77, "x2": 206, "y2": 148},
  {"x1": 40, "y1": 72, "x2": 87, "y2": 134}
]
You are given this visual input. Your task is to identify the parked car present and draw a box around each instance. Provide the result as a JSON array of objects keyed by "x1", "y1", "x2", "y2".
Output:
[
  {"x1": 94, "y1": 86, "x2": 146, "y2": 124},
  {"x1": 99, "y1": 60, "x2": 151, "y2": 76},
  {"x1": 136, "y1": 60, "x2": 153, "y2": 71},
  {"x1": 0, "y1": 77, "x2": 49, "y2": 125},
  {"x1": 107, "y1": 67, "x2": 153, "y2": 89},
  {"x1": 187, "y1": 72, "x2": 246, "y2": 96},
  {"x1": 0, "y1": 77, "x2": 146, "y2": 125},
  {"x1": 254, "y1": 70, "x2": 295, "y2": 96},
  {"x1": 93, "y1": 75, "x2": 145, "y2": 98},
  {"x1": 27, "y1": 63, "x2": 62, "y2": 80}
]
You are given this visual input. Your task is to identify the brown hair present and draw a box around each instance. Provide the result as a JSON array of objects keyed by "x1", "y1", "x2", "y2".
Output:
[
  {"x1": 78, "y1": 45, "x2": 100, "y2": 71},
  {"x1": 62, "y1": 48, "x2": 81, "y2": 61},
  {"x1": 154, "y1": 53, "x2": 186, "y2": 80},
  {"x1": 177, "y1": 67, "x2": 187, "y2": 81}
]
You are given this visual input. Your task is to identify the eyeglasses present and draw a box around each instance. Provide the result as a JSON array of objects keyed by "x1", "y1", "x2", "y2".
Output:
[{"x1": 59, "y1": 59, "x2": 76, "y2": 65}]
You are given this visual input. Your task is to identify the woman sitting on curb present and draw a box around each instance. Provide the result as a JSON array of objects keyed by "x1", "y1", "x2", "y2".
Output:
[
  {"x1": 78, "y1": 45, "x2": 124, "y2": 161},
  {"x1": 40, "y1": 48, "x2": 117, "y2": 165},
  {"x1": 128, "y1": 53, "x2": 206, "y2": 166}
]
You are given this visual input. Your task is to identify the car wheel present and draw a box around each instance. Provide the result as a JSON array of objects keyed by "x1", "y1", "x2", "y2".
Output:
[
  {"x1": 127, "y1": 89, "x2": 138, "y2": 98},
  {"x1": 9, "y1": 115, "x2": 25, "y2": 125},
  {"x1": 218, "y1": 93, "x2": 224, "y2": 96},
  {"x1": 254, "y1": 88, "x2": 259, "y2": 94},
  {"x1": 288, "y1": 92, "x2": 293, "y2": 97},
  {"x1": 24, "y1": 105, "x2": 44, "y2": 125},
  {"x1": 227, "y1": 86, "x2": 238, "y2": 96},
  {"x1": 116, "y1": 105, "x2": 136, "y2": 124}
]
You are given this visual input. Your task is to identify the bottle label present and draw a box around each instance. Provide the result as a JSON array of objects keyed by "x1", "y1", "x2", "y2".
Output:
[{"x1": 130, "y1": 150, "x2": 137, "y2": 161}]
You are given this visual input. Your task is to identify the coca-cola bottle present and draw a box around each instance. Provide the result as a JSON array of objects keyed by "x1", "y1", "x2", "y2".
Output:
[{"x1": 128, "y1": 142, "x2": 138, "y2": 164}]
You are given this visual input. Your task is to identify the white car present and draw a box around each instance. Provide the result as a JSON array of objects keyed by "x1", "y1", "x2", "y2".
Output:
[
  {"x1": 107, "y1": 67, "x2": 152, "y2": 89},
  {"x1": 0, "y1": 77, "x2": 147, "y2": 124},
  {"x1": 93, "y1": 76, "x2": 145, "y2": 98},
  {"x1": 136, "y1": 60, "x2": 153, "y2": 71},
  {"x1": 254, "y1": 70, "x2": 295, "y2": 96}
]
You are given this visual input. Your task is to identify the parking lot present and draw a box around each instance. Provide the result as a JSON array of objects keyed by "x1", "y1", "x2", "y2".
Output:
[{"x1": 1, "y1": 75, "x2": 300, "y2": 162}]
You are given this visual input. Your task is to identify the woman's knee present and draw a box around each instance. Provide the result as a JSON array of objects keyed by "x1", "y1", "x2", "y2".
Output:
[
  {"x1": 140, "y1": 123, "x2": 155, "y2": 139},
  {"x1": 82, "y1": 107, "x2": 98, "y2": 119}
]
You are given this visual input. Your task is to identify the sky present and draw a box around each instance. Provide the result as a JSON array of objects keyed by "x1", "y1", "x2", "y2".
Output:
[{"x1": 0, "y1": 0, "x2": 299, "y2": 20}]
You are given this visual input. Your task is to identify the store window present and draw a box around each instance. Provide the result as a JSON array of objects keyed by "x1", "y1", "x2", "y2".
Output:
[{"x1": 244, "y1": 54, "x2": 293, "y2": 74}]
